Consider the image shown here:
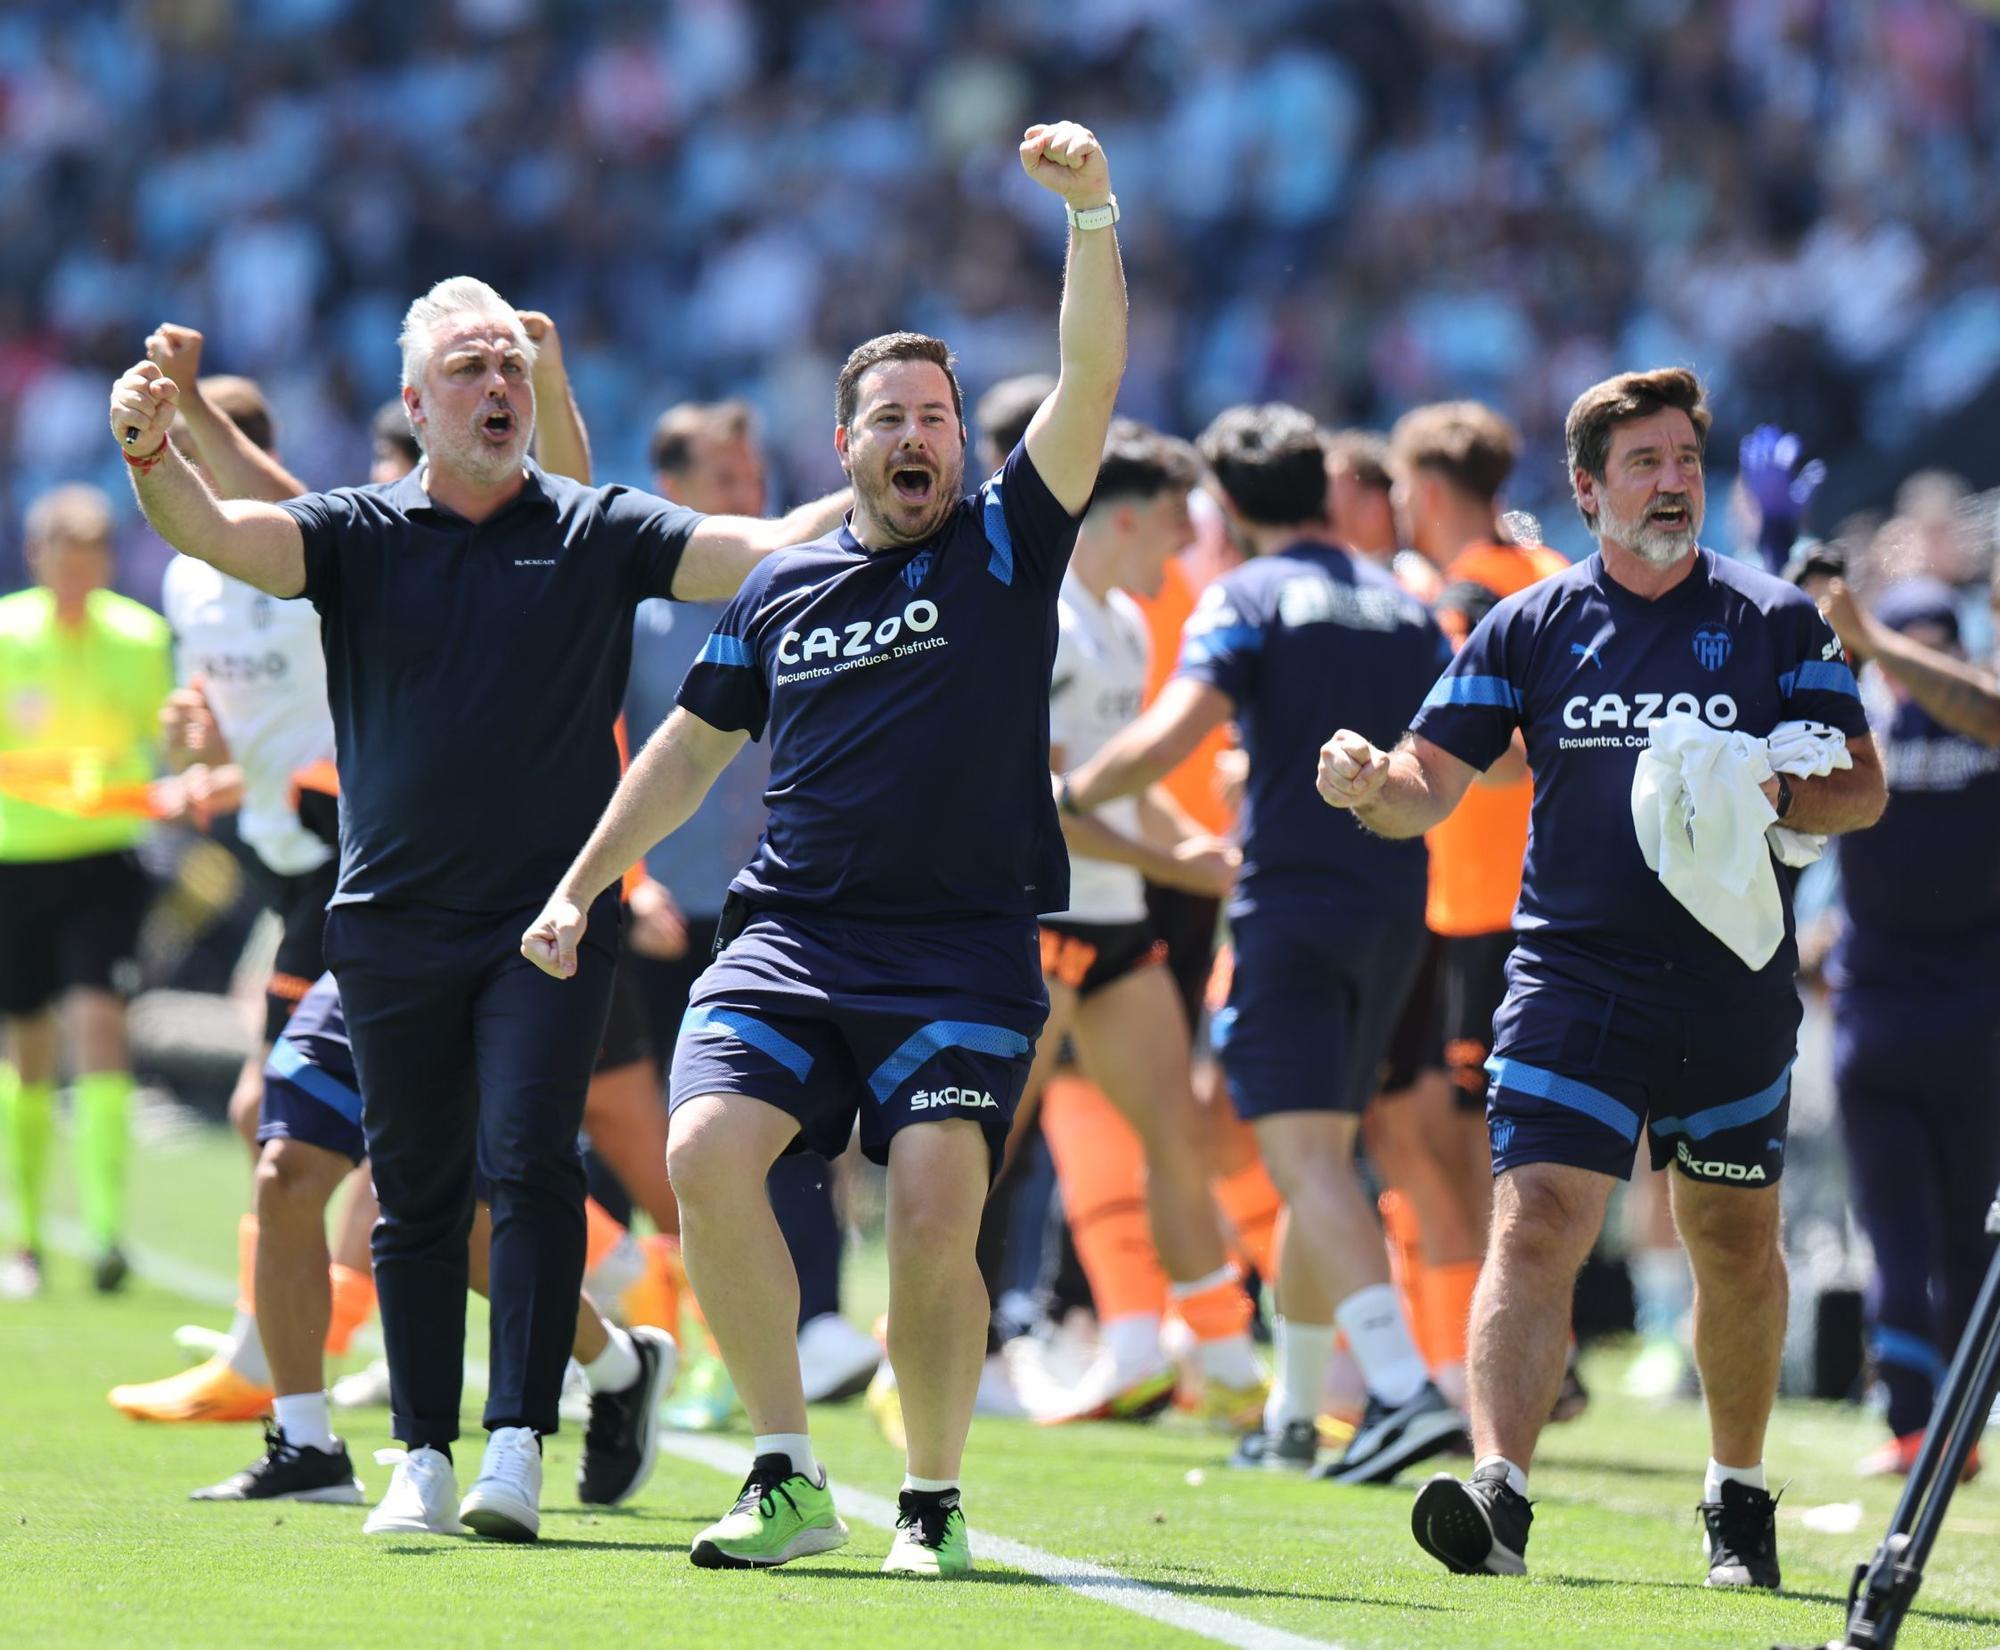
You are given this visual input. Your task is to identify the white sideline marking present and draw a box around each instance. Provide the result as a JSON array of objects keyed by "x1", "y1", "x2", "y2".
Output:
[
  {"x1": 19, "y1": 1206, "x2": 1345, "y2": 1650},
  {"x1": 661, "y1": 1432, "x2": 1346, "y2": 1650},
  {"x1": 33, "y1": 1212, "x2": 237, "y2": 1309}
]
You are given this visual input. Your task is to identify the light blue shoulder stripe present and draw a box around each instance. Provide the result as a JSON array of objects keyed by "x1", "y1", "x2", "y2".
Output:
[
  {"x1": 696, "y1": 632, "x2": 754, "y2": 668},
  {"x1": 1423, "y1": 674, "x2": 1523, "y2": 711},
  {"x1": 981, "y1": 474, "x2": 1014, "y2": 586}
]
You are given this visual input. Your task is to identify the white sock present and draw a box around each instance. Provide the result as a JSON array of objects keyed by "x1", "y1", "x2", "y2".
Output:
[
  {"x1": 1265, "y1": 1319, "x2": 1335, "y2": 1430},
  {"x1": 1705, "y1": 1458, "x2": 1765, "y2": 1499},
  {"x1": 582, "y1": 1323, "x2": 641, "y2": 1395},
  {"x1": 224, "y1": 1308, "x2": 270, "y2": 1386},
  {"x1": 273, "y1": 1391, "x2": 334, "y2": 1454},
  {"x1": 1100, "y1": 1313, "x2": 1164, "y2": 1378},
  {"x1": 754, "y1": 1432, "x2": 820, "y2": 1485},
  {"x1": 1336, "y1": 1283, "x2": 1431, "y2": 1407},
  {"x1": 1476, "y1": 1453, "x2": 1529, "y2": 1499},
  {"x1": 902, "y1": 1473, "x2": 958, "y2": 1497}
]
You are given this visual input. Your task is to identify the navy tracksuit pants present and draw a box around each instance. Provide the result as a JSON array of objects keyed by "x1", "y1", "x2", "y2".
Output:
[
  {"x1": 326, "y1": 892, "x2": 620, "y2": 1449},
  {"x1": 1834, "y1": 987, "x2": 2000, "y2": 1438}
]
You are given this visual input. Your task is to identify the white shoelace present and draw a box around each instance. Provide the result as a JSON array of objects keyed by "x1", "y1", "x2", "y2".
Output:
[{"x1": 482, "y1": 1428, "x2": 539, "y2": 1487}]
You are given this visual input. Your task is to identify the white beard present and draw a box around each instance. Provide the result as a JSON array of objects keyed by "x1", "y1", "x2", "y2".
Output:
[{"x1": 1598, "y1": 492, "x2": 1700, "y2": 567}]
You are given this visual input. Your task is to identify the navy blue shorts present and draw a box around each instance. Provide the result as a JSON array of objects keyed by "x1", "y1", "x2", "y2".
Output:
[
  {"x1": 1484, "y1": 953, "x2": 1799, "y2": 1185},
  {"x1": 258, "y1": 972, "x2": 365, "y2": 1164},
  {"x1": 1211, "y1": 909, "x2": 1425, "y2": 1120},
  {"x1": 668, "y1": 908, "x2": 1047, "y2": 1171}
]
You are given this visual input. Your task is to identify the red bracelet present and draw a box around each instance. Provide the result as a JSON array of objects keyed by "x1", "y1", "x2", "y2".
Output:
[{"x1": 122, "y1": 440, "x2": 168, "y2": 476}]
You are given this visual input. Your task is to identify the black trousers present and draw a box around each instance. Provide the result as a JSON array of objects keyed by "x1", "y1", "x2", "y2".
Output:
[{"x1": 326, "y1": 893, "x2": 620, "y2": 1447}]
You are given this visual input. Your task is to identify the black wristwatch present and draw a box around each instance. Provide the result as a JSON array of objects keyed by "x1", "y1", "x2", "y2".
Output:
[
  {"x1": 1773, "y1": 773, "x2": 1794, "y2": 820},
  {"x1": 1056, "y1": 774, "x2": 1082, "y2": 816}
]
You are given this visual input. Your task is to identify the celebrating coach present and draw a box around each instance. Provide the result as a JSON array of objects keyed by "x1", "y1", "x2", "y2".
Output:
[{"x1": 109, "y1": 279, "x2": 844, "y2": 1540}]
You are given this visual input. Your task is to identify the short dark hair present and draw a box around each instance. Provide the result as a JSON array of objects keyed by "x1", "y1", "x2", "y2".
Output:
[
  {"x1": 1198, "y1": 403, "x2": 1329, "y2": 528},
  {"x1": 835, "y1": 332, "x2": 964, "y2": 431},
  {"x1": 648, "y1": 400, "x2": 757, "y2": 477},
  {"x1": 1321, "y1": 429, "x2": 1393, "y2": 495},
  {"x1": 974, "y1": 373, "x2": 1056, "y2": 460},
  {"x1": 1564, "y1": 368, "x2": 1711, "y2": 525},
  {"x1": 198, "y1": 376, "x2": 276, "y2": 455},
  {"x1": 1389, "y1": 401, "x2": 1518, "y2": 503},
  {"x1": 1091, "y1": 420, "x2": 1199, "y2": 508},
  {"x1": 370, "y1": 398, "x2": 420, "y2": 465}
]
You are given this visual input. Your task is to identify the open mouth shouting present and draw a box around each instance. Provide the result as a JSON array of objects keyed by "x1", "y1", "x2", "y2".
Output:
[
  {"x1": 480, "y1": 405, "x2": 518, "y2": 445},
  {"x1": 890, "y1": 464, "x2": 936, "y2": 508},
  {"x1": 1647, "y1": 496, "x2": 1693, "y2": 532}
]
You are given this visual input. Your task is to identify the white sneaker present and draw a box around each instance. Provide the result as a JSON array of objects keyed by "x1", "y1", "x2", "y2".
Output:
[
  {"x1": 332, "y1": 1358, "x2": 394, "y2": 1410},
  {"x1": 363, "y1": 1447, "x2": 467, "y2": 1536},
  {"x1": 459, "y1": 1426, "x2": 542, "y2": 1541},
  {"x1": 798, "y1": 1313, "x2": 882, "y2": 1403},
  {"x1": 975, "y1": 1351, "x2": 1027, "y2": 1418}
]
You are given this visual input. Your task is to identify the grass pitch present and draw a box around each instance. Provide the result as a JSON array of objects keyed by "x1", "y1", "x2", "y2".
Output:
[{"x1": 4, "y1": 1115, "x2": 1998, "y2": 1650}]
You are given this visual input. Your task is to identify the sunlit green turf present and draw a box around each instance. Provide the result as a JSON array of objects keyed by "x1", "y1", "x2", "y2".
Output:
[{"x1": 4, "y1": 1116, "x2": 1997, "y2": 1650}]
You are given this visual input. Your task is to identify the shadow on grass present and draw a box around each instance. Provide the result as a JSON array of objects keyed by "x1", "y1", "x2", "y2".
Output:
[
  {"x1": 1533, "y1": 1574, "x2": 1853, "y2": 1610},
  {"x1": 759, "y1": 1564, "x2": 1456, "y2": 1611}
]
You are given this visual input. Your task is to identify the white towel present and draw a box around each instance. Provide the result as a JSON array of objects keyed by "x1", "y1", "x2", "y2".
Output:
[{"x1": 1630, "y1": 715, "x2": 1851, "y2": 969}]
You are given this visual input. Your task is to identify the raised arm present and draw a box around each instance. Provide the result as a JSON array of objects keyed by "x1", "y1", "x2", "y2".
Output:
[
  {"x1": 518, "y1": 311, "x2": 592, "y2": 485},
  {"x1": 1317, "y1": 731, "x2": 1482, "y2": 839},
  {"x1": 1065, "y1": 677, "x2": 1235, "y2": 812},
  {"x1": 110, "y1": 363, "x2": 306, "y2": 598},
  {"x1": 670, "y1": 489, "x2": 853, "y2": 603},
  {"x1": 520, "y1": 707, "x2": 749, "y2": 977},
  {"x1": 1822, "y1": 580, "x2": 2000, "y2": 748},
  {"x1": 145, "y1": 325, "x2": 309, "y2": 502},
  {"x1": 1018, "y1": 121, "x2": 1127, "y2": 514}
]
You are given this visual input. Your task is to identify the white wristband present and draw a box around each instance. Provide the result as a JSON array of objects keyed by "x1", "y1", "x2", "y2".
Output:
[{"x1": 1065, "y1": 196, "x2": 1119, "y2": 232}]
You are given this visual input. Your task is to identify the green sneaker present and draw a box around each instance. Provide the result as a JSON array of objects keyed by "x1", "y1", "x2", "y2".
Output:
[
  {"x1": 664, "y1": 1354, "x2": 740, "y2": 1432},
  {"x1": 690, "y1": 1454, "x2": 848, "y2": 1569},
  {"x1": 882, "y1": 1490, "x2": 972, "y2": 1577}
]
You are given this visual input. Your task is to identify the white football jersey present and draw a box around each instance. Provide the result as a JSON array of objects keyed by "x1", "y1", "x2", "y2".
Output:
[
  {"x1": 161, "y1": 555, "x2": 335, "y2": 877},
  {"x1": 1049, "y1": 571, "x2": 1151, "y2": 924}
]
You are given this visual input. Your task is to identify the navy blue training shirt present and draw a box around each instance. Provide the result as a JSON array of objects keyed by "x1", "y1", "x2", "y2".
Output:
[
  {"x1": 1411, "y1": 548, "x2": 1871, "y2": 1003},
  {"x1": 1832, "y1": 681, "x2": 2000, "y2": 997},
  {"x1": 1173, "y1": 542, "x2": 1446, "y2": 922},
  {"x1": 281, "y1": 461, "x2": 700, "y2": 912},
  {"x1": 675, "y1": 440, "x2": 1079, "y2": 921}
]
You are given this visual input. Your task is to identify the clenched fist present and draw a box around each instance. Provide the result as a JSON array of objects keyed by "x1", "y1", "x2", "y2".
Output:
[
  {"x1": 517, "y1": 310, "x2": 565, "y2": 383},
  {"x1": 1317, "y1": 730, "x2": 1391, "y2": 811},
  {"x1": 521, "y1": 894, "x2": 588, "y2": 979},
  {"x1": 110, "y1": 361, "x2": 179, "y2": 457},
  {"x1": 145, "y1": 324, "x2": 205, "y2": 395},
  {"x1": 1020, "y1": 121, "x2": 1112, "y2": 208}
]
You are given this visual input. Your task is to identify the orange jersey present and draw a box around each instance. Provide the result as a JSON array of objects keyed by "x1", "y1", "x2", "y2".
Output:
[
  {"x1": 1132, "y1": 557, "x2": 1236, "y2": 836},
  {"x1": 1424, "y1": 542, "x2": 1570, "y2": 937}
]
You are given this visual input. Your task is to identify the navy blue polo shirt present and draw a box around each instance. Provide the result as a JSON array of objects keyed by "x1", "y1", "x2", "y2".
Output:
[
  {"x1": 280, "y1": 461, "x2": 701, "y2": 913},
  {"x1": 1172, "y1": 541, "x2": 1447, "y2": 923},
  {"x1": 675, "y1": 440, "x2": 1079, "y2": 921},
  {"x1": 1411, "y1": 548, "x2": 1871, "y2": 1004}
]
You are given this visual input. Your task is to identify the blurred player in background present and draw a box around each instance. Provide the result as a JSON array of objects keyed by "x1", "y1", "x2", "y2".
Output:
[
  {"x1": 0, "y1": 485, "x2": 171, "y2": 1298},
  {"x1": 1066, "y1": 403, "x2": 1466, "y2": 1483},
  {"x1": 1020, "y1": 420, "x2": 1263, "y2": 1426}
]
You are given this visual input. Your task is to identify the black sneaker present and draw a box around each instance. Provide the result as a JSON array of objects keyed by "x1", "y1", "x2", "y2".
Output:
[
  {"x1": 1227, "y1": 1418, "x2": 1319, "y2": 1471},
  {"x1": 1699, "y1": 1480, "x2": 1781, "y2": 1589},
  {"x1": 578, "y1": 1326, "x2": 677, "y2": 1506},
  {"x1": 1412, "y1": 1463, "x2": 1532, "y2": 1575},
  {"x1": 191, "y1": 1422, "x2": 365, "y2": 1504},
  {"x1": 93, "y1": 1246, "x2": 129, "y2": 1295},
  {"x1": 1314, "y1": 1381, "x2": 1468, "y2": 1485}
]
